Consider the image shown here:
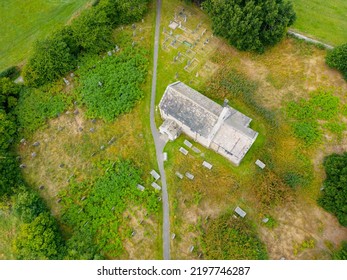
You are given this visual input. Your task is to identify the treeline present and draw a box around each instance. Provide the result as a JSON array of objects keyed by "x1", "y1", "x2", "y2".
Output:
[
  {"x1": 0, "y1": 0, "x2": 151, "y2": 260},
  {"x1": 23, "y1": 0, "x2": 150, "y2": 87}
]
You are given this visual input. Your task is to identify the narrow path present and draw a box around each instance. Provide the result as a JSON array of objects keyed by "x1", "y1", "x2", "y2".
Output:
[
  {"x1": 288, "y1": 30, "x2": 334, "y2": 50},
  {"x1": 149, "y1": 0, "x2": 170, "y2": 260}
]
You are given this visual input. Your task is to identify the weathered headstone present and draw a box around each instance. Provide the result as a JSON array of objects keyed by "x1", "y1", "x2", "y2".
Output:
[
  {"x1": 151, "y1": 182, "x2": 161, "y2": 191},
  {"x1": 163, "y1": 152, "x2": 168, "y2": 161},
  {"x1": 57, "y1": 198, "x2": 62, "y2": 203},
  {"x1": 108, "y1": 137, "x2": 116, "y2": 145},
  {"x1": 192, "y1": 147, "x2": 201, "y2": 153},
  {"x1": 98, "y1": 81, "x2": 103, "y2": 87},
  {"x1": 74, "y1": 109, "x2": 79, "y2": 115},
  {"x1": 175, "y1": 171, "x2": 183, "y2": 179},
  {"x1": 262, "y1": 217, "x2": 269, "y2": 223},
  {"x1": 19, "y1": 164, "x2": 26, "y2": 168},
  {"x1": 63, "y1": 78, "x2": 70, "y2": 86},
  {"x1": 20, "y1": 138, "x2": 26, "y2": 144},
  {"x1": 31, "y1": 152, "x2": 37, "y2": 158},
  {"x1": 59, "y1": 163, "x2": 65, "y2": 168},
  {"x1": 107, "y1": 51, "x2": 112, "y2": 56},
  {"x1": 137, "y1": 184, "x2": 145, "y2": 191},
  {"x1": 235, "y1": 206, "x2": 247, "y2": 218},
  {"x1": 150, "y1": 170, "x2": 160, "y2": 181},
  {"x1": 89, "y1": 128, "x2": 95, "y2": 133},
  {"x1": 255, "y1": 159, "x2": 266, "y2": 169},
  {"x1": 171, "y1": 233, "x2": 176, "y2": 240},
  {"x1": 32, "y1": 141, "x2": 40, "y2": 147},
  {"x1": 179, "y1": 147, "x2": 188, "y2": 155},
  {"x1": 185, "y1": 172, "x2": 194, "y2": 180},
  {"x1": 78, "y1": 127, "x2": 83, "y2": 132},
  {"x1": 183, "y1": 139, "x2": 193, "y2": 148},
  {"x1": 39, "y1": 185, "x2": 44, "y2": 190},
  {"x1": 189, "y1": 245, "x2": 194, "y2": 252},
  {"x1": 100, "y1": 145, "x2": 105, "y2": 150},
  {"x1": 81, "y1": 196, "x2": 86, "y2": 201},
  {"x1": 202, "y1": 161, "x2": 213, "y2": 170}
]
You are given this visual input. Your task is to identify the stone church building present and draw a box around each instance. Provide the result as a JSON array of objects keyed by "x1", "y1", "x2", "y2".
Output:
[{"x1": 159, "y1": 81, "x2": 258, "y2": 166}]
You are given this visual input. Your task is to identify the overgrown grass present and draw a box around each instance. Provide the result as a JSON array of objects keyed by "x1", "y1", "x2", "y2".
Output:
[
  {"x1": 0, "y1": 0, "x2": 92, "y2": 71},
  {"x1": 291, "y1": 0, "x2": 347, "y2": 45}
]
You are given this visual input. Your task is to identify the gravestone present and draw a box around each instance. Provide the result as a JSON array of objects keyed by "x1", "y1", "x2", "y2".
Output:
[
  {"x1": 202, "y1": 161, "x2": 213, "y2": 170},
  {"x1": 100, "y1": 145, "x2": 105, "y2": 150},
  {"x1": 57, "y1": 198, "x2": 62, "y2": 203},
  {"x1": 59, "y1": 163, "x2": 65, "y2": 168},
  {"x1": 81, "y1": 196, "x2": 86, "y2": 201},
  {"x1": 91, "y1": 119, "x2": 96, "y2": 123},
  {"x1": 235, "y1": 206, "x2": 247, "y2": 218},
  {"x1": 74, "y1": 109, "x2": 79, "y2": 115},
  {"x1": 63, "y1": 78, "x2": 70, "y2": 86},
  {"x1": 19, "y1": 164, "x2": 26, "y2": 168},
  {"x1": 255, "y1": 159, "x2": 266, "y2": 169},
  {"x1": 185, "y1": 172, "x2": 194, "y2": 180},
  {"x1": 150, "y1": 170, "x2": 160, "y2": 181},
  {"x1": 171, "y1": 233, "x2": 176, "y2": 240},
  {"x1": 175, "y1": 171, "x2": 183, "y2": 179},
  {"x1": 89, "y1": 128, "x2": 95, "y2": 133},
  {"x1": 32, "y1": 141, "x2": 40, "y2": 147},
  {"x1": 192, "y1": 147, "x2": 201, "y2": 153},
  {"x1": 151, "y1": 182, "x2": 161, "y2": 191},
  {"x1": 39, "y1": 185, "x2": 44, "y2": 190},
  {"x1": 179, "y1": 147, "x2": 188, "y2": 155},
  {"x1": 98, "y1": 81, "x2": 103, "y2": 87},
  {"x1": 189, "y1": 245, "x2": 194, "y2": 252},
  {"x1": 183, "y1": 139, "x2": 192, "y2": 148},
  {"x1": 78, "y1": 127, "x2": 83, "y2": 132},
  {"x1": 107, "y1": 51, "x2": 112, "y2": 56},
  {"x1": 163, "y1": 152, "x2": 168, "y2": 161},
  {"x1": 262, "y1": 217, "x2": 269, "y2": 223},
  {"x1": 20, "y1": 138, "x2": 26, "y2": 144},
  {"x1": 31, "y1": 152, "x2": 37, "y2": 158},
  {"x1": 70, "y1": 73, "x2": 75, "y2": 78},
  {"x1": 108, "y1": 137, "x2": 116, "y2": 145},
  {"x1": 137, "y1": 184, "x2": 145, "y2": 191}
]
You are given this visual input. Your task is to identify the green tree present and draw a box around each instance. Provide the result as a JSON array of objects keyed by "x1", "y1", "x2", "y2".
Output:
[
  {"x1": 13, "y1": 189, "x2": 46, "y2": 223},
  {"x1": 333, "y1": 242, "x2": 347, "y2": 260},
  {"x1": 326, "y1": 43, "x2": 347, "y2": 80},
  {"x1": 318, "y1": 153, "x2": 347, "y2": 226},
  {"x1": 70, "y1": 8, "x2": 112, "y2": 54},
  {"x1": 0, "y1": 152, "x2": 22, "y2": 197},
  {"x1": 0, "y1": 109, "x2": 16, "y2": 151},
  {"x1": 0, "y1": 77, "x2": 20, "y2": 112},
  {"x1": 23, "y1": 33, "x2": 75, "y2": 87},
  {"x1": 203, "y1": 0, "x2": 296, "y2": 52},
  {"x1": 13, "y1": 213, "x2": 65, "y2": 260}
]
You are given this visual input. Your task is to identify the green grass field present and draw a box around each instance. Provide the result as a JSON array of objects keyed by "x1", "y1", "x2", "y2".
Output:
[
  {"x1": 0, "y1": 0, "x2": 91, "y2": 71},
  {"x1": 291, "y1": 0, "x2": 347, "y2": 45}
]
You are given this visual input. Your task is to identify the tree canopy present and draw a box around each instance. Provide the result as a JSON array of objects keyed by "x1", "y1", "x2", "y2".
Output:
[
  {"x1": 326, "y1": 43, "x2": 347, "y2": 80},
  {"x1": 203, "y1": 0, "x2": 296, "y2": 52},
  {"x1": 318, "y1": 153, "x2": 347, "y2": 226}
]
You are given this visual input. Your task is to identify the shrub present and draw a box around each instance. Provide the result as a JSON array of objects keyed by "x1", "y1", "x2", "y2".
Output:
[
  {"x1": 318, "y1": 153, "x2": 347, "y2": 226},
  {"x1": 13, "y1": 213, "x2": 65, "y2": 260},
  {"x1": 0, "y1": 77, "x2": 21, "y2": 112},
  {"x1": 326, "y1": 43, "x2": 347, "y2": 80},
  {"x1": 333, "y1": 242, "x2": 347, "y2": 260},
  {"x1": 15, "y1": 88, "x2": 67, "y2": 136},
  {"x1": 78, "y1": 48, "x2": 148, "y2": 121},
  {"x1": 60, "y1": 160, "x2": 159, "y2": 259},
  {"x1": 200, "y1": 211, "x2": 268, "y2": 259},
  {"x1": 12, "y1": 189, "x2": 46, "y2": 223},
  {"x1": 0, "y1": 66, "x2": 20, "y2": 80},
  {"x1": 0, "y1": 110, "x2": 17, "y2": 151},
  {"x1": 0, "y1": 152, "x2": 22, "y2": 197}
]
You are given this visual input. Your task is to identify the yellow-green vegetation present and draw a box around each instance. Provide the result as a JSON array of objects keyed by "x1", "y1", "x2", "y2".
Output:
[
  {"x1": 200, "y1": 212, "x2": 268, "y2": 260},
  {"x1": 0, "y1": 0, "x2": 92, "y2": 71},
  {"x1": 158, "y1": 0, "x2": 347, "y2": 260},
  {"x1": 293, "y1": 238, "x2": 316, "y2": 256},
  {"x1": 291, "y1": 0, "x2": 347, "y2": 45}
]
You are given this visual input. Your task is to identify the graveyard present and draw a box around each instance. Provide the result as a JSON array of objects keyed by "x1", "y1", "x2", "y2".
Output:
[{"x1": 1, "y1": 0, "x2": 347, "y2": 261}]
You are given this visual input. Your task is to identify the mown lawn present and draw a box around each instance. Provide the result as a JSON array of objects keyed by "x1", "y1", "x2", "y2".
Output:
[
  {"x1": 291, "y1": 0, "x2": 347, "y2": 45},
  {"x1": 0, "y1": 0, "x2": 91, "y2": 71}
]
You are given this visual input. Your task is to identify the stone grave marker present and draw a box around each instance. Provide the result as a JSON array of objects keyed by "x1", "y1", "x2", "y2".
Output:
[
  {"x1": 175, "y1": 171, "x2": 183, "y2": 179},
  {"x1": 150, "y1": 170, "x2": 160, "y2": 181},
  {"x1": 179, "y1": 147, "x2": 188, "y2": 155},
  {"x1": 202, "y1": 161, "x2": 213, "y2": 170},
  {"x1": 151, "y1": 182, "x2": 161, "y2": 191},
  {"x1": 183, "y1": 139, "x2": 192, "y2": 148},
  {"x1": 185, "y1": 172, "x2": 194, "y2": 180}
]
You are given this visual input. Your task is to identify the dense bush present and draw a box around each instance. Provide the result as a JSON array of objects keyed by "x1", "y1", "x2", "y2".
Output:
[
  {"x1": 318, "y1": 153, "x2": 347, "y2": 227},
  {"x1": 286, "y1": 89, "x2": 342, "y2": 144},
  {"x1": 12, "y1": 189, "x2": 46, "y2": 223},
  {"x1": 60, "y1": 160, "x2": 159, "y2": 259},
  {"x1": 15, "y1": 88, "x2": 67, "y2": 135},
  {"x1": 0, "y1": 110, "x2": 17, "y2": 151},
  {"x1": 0, "y1": 152, "x2": 22, "y2": 197},
  {"x1": 0, "y1": 77, "x2": 21, "y2": 112},
  {"x1": 333, "y1": 242, "x2": 347, "y2": 260},
  {"x1": 200, "y1": 211, "x2": 268, "y2": 259},
  {"x1": 0, "y1": 66, "x2": 20, "y2": 80},
  {"x1": 13, "y1": 213, "x2": 65, "y2": 260},
  {"x1": 326, "y1": 43, "x2": 347, "y2": 80},
  {"x1": 23, "y1": 33, "x2": 76, "y2": 87},
  {"x1": 78, "y1": 48, "x2": 148, "y2": 121},
  {"x1": 203, "y1": 0, "x2": 296, "y2": 52}
]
